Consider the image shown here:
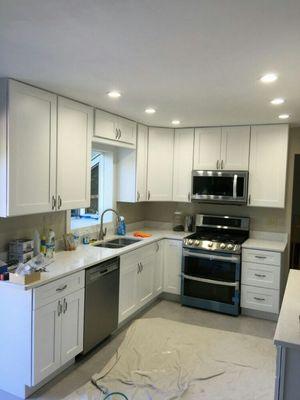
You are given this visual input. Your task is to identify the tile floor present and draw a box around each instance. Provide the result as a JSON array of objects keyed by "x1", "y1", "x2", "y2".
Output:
[{"x1": 4, "y1": 300, "x2": 277, "y2": 399}]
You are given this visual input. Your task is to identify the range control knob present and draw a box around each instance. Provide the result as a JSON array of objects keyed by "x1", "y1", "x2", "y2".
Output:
[
  {"x1": 195, "y1": 240, "x2": 200, "y2": 246},
  {"x1": 207, "y1": 242, "x2": 213, "y2": 248},
  {"x1": 188, "y1": 239, "x2": 194, "y2": 245},
  {"x1": 220, "y1": 243, "x2": 226, "y2": 249},
  {"x1": 227, "y1": 243, "x2": 234, "y2": 250}
]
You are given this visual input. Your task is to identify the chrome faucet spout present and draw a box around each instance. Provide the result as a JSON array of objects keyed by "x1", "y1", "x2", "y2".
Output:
[{"x1": 99, "y1": 208, "x2": 121, "y2": 241}]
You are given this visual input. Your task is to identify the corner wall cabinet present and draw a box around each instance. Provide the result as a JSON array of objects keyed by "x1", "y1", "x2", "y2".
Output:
[{"x1": 0, "y1": 79, "x2": 92, "y2": 217}]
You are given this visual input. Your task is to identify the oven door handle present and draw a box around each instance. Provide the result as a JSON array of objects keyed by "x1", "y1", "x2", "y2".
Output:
[
  {"x1": 233, "y1": 174, "x2": 237, "y2": 199},
  {"x1": 182, "y1": 274, "x2": 239, "y2": 288},
  {"x1": 183, "y1": 250, "x2": 240, "y2": 263}
]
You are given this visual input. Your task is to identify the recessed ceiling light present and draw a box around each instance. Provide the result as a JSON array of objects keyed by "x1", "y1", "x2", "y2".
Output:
[
  {"x1": 172, "y1": 120, "x2": 181, "y2": 125},
  {"x1": 145, "y1": 108, "x2": 156, "y2": 114},
  {"x1": 260, "y1": 73, "x2": 278, "y2": 83},
  {"x1": 278, "y1": 114, "x2": 290, "y2": 119},
  {"x1": 107, "y1": 90, "x2": 121, "y2": 98},
  {"x1": 270, "y1": 98, "x2": 285, "y2": 105}
]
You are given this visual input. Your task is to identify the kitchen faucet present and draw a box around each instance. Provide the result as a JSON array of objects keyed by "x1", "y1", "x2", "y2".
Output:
[{"x1": 99, "y1": 208, "x2": 121, "y2": 241}]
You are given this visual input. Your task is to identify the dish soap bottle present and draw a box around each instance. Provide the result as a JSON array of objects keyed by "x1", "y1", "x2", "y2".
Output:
[{"x1": 117, "y1": 216, "x2": 126, "y2": 236}]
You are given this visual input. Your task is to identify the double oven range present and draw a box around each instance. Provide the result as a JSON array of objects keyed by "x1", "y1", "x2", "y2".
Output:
[{"x1": 181, "y1": 214, "x2": 250, "y2": 316}]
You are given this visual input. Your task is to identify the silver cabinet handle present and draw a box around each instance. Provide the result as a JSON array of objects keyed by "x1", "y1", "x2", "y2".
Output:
[
  {"x1": 254, "y1": 296, "x2": 265, "y2": 301},
  {"x1": 221, "y1": 160, "x2": 224, "y2": 169},
  {"x1": 140, "y1": 262, "x2": 143, "y2": 272},
  {"x1": 137, "y1": 262, "x2": 141, "y2": 274},
  {"x1": 119, "y1": 129, "x2": 122, "y2": 139},
  {"x1": 148, "y1": 190, "x2": 151, "y2": 200},
  {"x1": 216, "y1": 160, "x2": 219, "y2": 169},
  {"x1": 56, "y1": 284, "x2": 67, "y2": 292},
  {"x1": 254, "y1": 273, "x2": 266, "y2": 278},
  {"x1": 156, "y1": 242, "x2": 160, "y2": 253},
  {"x1": 58, "y1": 195, "x2": 62, "y2": 209},
  {"x1": 51, "y1": 195, "x2": 56, "y2": 210},
  {"x1": 115, "y1": 128, "x2": 119, "y2": 139},
  {"x1": 63, "y1": 298, "x2": 68, "y2": 314},
  {"x1": 248, "y1": 194, "x2": 251, "y2": 205},
  {"x1": 255, "y1": 255, "x2": 267, "y2": 259},
  {"x1": 137, "y1": 191, "x2": 140, "y2": 201},
  {"x1": 188, "y1": 192, "x2": 191, "y2": 202},
  {"x1": 57, "y1": 300, "x2": 62, "y2": 317}
]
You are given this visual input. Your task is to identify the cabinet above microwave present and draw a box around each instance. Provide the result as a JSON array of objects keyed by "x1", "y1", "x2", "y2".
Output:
[{"x1": 192, "y1": 170, "x2": 248, "y2": 205}]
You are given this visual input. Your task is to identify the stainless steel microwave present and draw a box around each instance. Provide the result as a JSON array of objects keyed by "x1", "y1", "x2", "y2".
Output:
[{"x1": 192, "y1": 170, "x2": 248, "y2": 204}]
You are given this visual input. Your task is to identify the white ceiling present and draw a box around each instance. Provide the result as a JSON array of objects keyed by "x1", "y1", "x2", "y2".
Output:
[{"x1": 1, "y1": 0, "x2": 300, "y2": 127}]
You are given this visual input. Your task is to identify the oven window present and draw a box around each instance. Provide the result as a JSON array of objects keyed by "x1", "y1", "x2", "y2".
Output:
[
  {"x1": 193, "y1": 176, "x2": 245, "y2": 197},
  {"x1": 183, "y1": 254, "x2": 237, "y2": 282},
  {"x1": 183, "y1": 279, "x2": 236, "y2": 304}
]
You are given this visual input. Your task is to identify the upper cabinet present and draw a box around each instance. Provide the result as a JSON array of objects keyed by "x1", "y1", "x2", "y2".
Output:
[
  {"x1": 136, "y1": 124, "x2": 148, "y2": 202},
  {"x1": 94, "y1": 109, "x2": 136, "y2": 147},
  {"x1": 147, "y1": 128, "x2": 174, "y2": 201},
  {"x1": 173, "y1": 128, "x2": 194, "y2": 202},
  {"x1": 56, "y1": 97, "x2": 93, "y2": 211},
  {"x1": 193, "y1": 127, "x2": 221, "y2": 170},
  {"x1": 248, "y1": 124, "x2": 289, "y2": 208},
  {"x1": 193, "y1": 126, "x2": 250, "y2": 170},
  {"x1": 0, "y1": 80, "x2": 57, "y2": 217},
  {"x1": 0, "y1": 80, "x2": 92, "y2": 217}
]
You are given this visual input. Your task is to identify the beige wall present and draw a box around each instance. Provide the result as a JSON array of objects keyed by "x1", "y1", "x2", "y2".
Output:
[{"x1": 0, "y1": 211, "x2": 66, "y2": 252}]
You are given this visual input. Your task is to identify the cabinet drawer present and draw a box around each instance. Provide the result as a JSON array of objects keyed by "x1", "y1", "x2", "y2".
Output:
[
  {"x1": 241, "y1": 284, "x2": 279, "y2": 314},
  {"x1": 242, "y1": 248, "x2": 281, "y2": 266},
  {"x1": 33, "y1": 271, "x2": 85, "y2": 310},
  {"x1": 242, "y1": 262, "x2": 280, "y2": 289}
]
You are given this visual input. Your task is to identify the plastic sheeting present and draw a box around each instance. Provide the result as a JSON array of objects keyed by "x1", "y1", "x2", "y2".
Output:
[{"x1": 65, "y1": 318, "x2": 275, "y2": 400}]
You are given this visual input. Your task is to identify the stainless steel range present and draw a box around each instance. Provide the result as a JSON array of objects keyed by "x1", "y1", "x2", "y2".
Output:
[{"x1": 181, "y1": 214, "x2": 250, "y2": 316}]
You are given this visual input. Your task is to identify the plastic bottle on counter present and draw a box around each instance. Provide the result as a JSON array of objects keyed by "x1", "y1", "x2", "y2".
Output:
[
  {"x1": 33, "y1": 230, "x2": 41, "y2": 256},
  {"x1": 40, "y1": 236, "x2": 47, "y2": 256},
  {"x1": 117, "y1": 216, "x2": 126, "y2": 236}
]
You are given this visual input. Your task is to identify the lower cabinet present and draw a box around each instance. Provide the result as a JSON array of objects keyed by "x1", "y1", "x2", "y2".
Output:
[
  {"x1": 163, "y1": 239, "x2": 182, "y2": 295},
  {"x1": 32, "y1": 277, "x2": 84, "y2": 386},
  {"x1": 119, "y1": 239, "x2": 178, "y2": 324}
]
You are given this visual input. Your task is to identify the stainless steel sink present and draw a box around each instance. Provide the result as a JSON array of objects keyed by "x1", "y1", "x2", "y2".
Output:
[{"x1": 94, "y1": 237, "x2": 141, "y2": 249}]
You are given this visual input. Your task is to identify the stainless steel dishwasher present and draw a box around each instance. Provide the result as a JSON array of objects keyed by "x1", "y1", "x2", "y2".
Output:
[{"x1": 83, "y1": 257, "x2": 120, "y2": 354}]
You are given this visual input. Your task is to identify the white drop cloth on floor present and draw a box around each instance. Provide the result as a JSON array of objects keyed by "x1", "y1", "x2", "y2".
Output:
[{"x1": 64, "y1": 318, "x2": 275, "y2": 400}]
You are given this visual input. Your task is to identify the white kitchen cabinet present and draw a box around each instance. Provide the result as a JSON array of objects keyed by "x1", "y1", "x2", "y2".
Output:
[
  {"x1": 193, "y1": 126, "x2": 250, "y2": 171},
  {"x1": 147, "y1": 127, "x2": 174, "y2": 201},
  {"x1": 136, "y1": 124, "x2": 148, "y2": 201},
  {"x1": 248, "y1": 124, "x2": 289, "y2": 208},
  {"x1": 32, "y1": 299, "x2": 62, "y2": 385},
  {"x1": 0, "y1": 79, "x2": 57, "y2": 217},
  {"x1": 138, "y1": 252, "x2": 155, "y2": 307},
  {"x1": 164, "y1": 239, "x2": 182, "y2": 295},
  {"x1": 60, "y1": 289, "x2": 85, "y2": 365},
  {"x1": 220, "y1": 126, "x2": 250, "y2": 170},
  {"x1": 94, "y1": 109, "x2": 136, "y2": 147},
  {"x1": 173, "y1": 128, "x2": 194, "y2": 202},
  {"x1": 57, "y1": 97, "x2": 92, "y2": 210},
  {"x1": 119, "y1": 255, "x2": 139, "y2": 323},
  {"x1": 154, "y1": 241, "x2": 164, "y2": 295},
  {"x1": 193, "y1": 127, "x2": 221, "y2": 170}
]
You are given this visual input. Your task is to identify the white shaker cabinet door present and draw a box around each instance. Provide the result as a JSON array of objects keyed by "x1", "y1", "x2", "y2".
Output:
[
  {"x1": 138, "y1": 252, "x2": 155, "y2": 307},
  {"x1": 32, "y1": 300, "x2": 62, "y2": 385},
  {"x1": 117, "y1": 117, "x2": 137, "y2": 145},
  {"x1": 60, "y1": 289, "x2": 84, "y2": 365},
  {"x1": 147, "y1": 127, "x2": 174, "y2": 201},
  {"x1": 7, "y1": 80, "x2": 57, "y2": 216},
  {"x1": 94, "y1": 108, "x2": 118, "y2": 140},
  {"x1": 173, "y1": 128, "x2": 194, "y2": 202},
  {"x1": 119, "y1": 255, "x2": 139, "y2": 323},
  {"x1": 220, "y1": 126, "x2": 250, "y2": 170},
  {"x1": 193, "y1": 127, "x2": 222, "y2": 170},
  {"x1": 248, "y1": 124, "x2": 289, "y2": 208},
  {"x1": 164, "y1": 239, "x2": 182, "y2": 295},
  {"x1": 56, "y1": 97, "x2": 92, "y2": 210},
  {"x1": 136, "y1": 124, "x2": 148, "y2": 202}
]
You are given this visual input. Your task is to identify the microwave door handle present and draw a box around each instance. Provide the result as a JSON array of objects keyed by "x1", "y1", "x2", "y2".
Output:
[
  {"x1": 233, "y1": 174, "x2": 237, "y2": 199},
  {"x1": 183, "y1": 250, "x2": 239, "y2": 263},
  {"x1": 182, "y1": 274, "x2": 239, "y2": 288}
]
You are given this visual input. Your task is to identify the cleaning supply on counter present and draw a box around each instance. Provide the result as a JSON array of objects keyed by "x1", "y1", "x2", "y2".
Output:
[
  {"x1": 117, "y1": 216, "x2": 126, "y2": 236},
  {"x1": 33, "y1": 230, "x2": 41, "y2": 256},
  {"x1": 133, "y1": 231, "x2": 152, "y2": 238},
  {"x1": 46, "y1": 229, "x2": 56, "y2": 258},
  {"x1": 40, "y1": 236, "x2": 47, "y2": 255}
]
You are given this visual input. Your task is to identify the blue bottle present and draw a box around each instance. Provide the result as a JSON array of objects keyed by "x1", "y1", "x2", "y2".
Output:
[{"x1": 117, "y1": 216, "x2": 126, "y2": 236}]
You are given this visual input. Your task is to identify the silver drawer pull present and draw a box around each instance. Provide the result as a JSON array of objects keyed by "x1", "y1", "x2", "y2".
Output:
[
  {"x1": 255, "y1": 255, "x2": 267, "y2": 259},
  {"x1": 56, "y1": 284, "x2": 67, "y2": 292},
  {"x1": 254, "y1": 273, "x2": 266, "y2": 278},
  {"x1": 254, "y1": 296, "x2": 265, "y2": 301}
]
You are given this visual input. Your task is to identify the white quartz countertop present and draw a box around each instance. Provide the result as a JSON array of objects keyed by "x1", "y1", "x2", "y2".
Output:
[
  {"x1": 242, "y1": 238, "x2": 287, "y2": 253},
  {"x1": 274, "y1": 270, "x2": 300, "y2": 349},
  {"x1": 0, "y1": 229, "x2": 188, "y2": 291}
]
